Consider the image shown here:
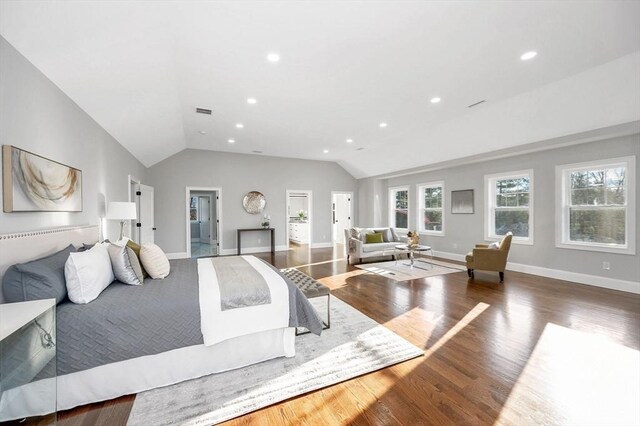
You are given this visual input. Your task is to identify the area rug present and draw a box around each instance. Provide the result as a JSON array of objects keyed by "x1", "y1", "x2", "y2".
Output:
[
  {"x1": 127, "y1": 297, "x2": 423, "y2": 425},
  {"x1": 355, "y1": 258, "x2": 466, "y2": 281}
]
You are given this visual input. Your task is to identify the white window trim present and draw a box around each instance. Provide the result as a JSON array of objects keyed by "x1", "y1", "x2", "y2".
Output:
[
  {"x1": 555, "y1": 156, "x2": 636, "y2": 255},
  {"x1": 389, "y1": 186, "x2": 409, "y2": 231},
  {"x1": 416, "y1": 181, "x2": 445, "y2": 237},
  {"x1": 484, "y1": 169, "x2": 534, "y2": 245}
]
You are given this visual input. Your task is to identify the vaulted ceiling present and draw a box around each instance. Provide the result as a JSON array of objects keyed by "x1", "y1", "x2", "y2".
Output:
[{"x1": 1, "y1": 1, "x2": 639, "y2": 178}]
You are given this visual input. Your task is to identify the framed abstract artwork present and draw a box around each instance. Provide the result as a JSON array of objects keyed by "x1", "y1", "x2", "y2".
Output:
[
  {"x1": 451, "y1": 189, "x2": 474, "y2": 214},
  {"x1": 2, "y1": 145, "x2": 82, "y2": 212}
]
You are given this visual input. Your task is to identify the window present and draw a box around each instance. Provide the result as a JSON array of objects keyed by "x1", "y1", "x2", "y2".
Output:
[
  {"x1": 389, "y1": 187, "x2": 409, "y2": 229},
  {"x1": 417, "y1": 182, "x2": 444, "y2": 235},
  {"x1": 556, "y1": 156, "x2": 636, "y2": 254},
  {"x1": 485, "y1": 170, "x2": 534, "y2": 244}
]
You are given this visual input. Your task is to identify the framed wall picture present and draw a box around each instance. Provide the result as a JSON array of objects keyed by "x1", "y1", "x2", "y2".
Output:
[
  {"x1": 2, "y1": 145, "x2": 83, "y2": 212},
  {"x1": 451, "y1": 189, "x2": 474, "y2": 214}
]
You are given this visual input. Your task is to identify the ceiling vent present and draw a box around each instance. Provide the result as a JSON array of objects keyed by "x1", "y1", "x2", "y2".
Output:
[
  {"x1": 467, "y1": 100, "x2": 486, "y2": 108},
  {"x1": 252, "y1": 150, "x2": 263, "y2": 154},
  {"x1": 196, "y1": 107, "x2": 212, "y2": 115}
]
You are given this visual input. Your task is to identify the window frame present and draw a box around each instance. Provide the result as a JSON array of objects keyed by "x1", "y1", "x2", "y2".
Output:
[
  {"x1": 484, "y1": 169, "x2": 534, "y2": 245},
  {"x1": 416, "y1": 181, "x2": 445, "y2": 236},
  {"x1": 389, "y1": 186, "x2": 409, "y2": 230},
  {"x1": 555, "y1": 156, "x2": 636, "y2": 255}
]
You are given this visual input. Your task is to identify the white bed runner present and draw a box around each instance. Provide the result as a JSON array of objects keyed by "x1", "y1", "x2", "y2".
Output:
[{"x1": 198, "y1": 255, "x2": 289, "y2": 346}]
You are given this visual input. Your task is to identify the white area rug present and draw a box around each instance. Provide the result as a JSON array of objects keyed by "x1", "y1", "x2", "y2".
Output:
[
  {"x1": 355, "y1": 258, "x2": 466, "y2": 281},
  {"x1": 127, "y1": 297, "x2": 423, "y2": 425}
]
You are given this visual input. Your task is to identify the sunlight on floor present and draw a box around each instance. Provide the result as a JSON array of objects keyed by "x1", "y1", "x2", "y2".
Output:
[
  {"x1": 497, "y1": 322, "x2": 640, "y2": 426},
  {"x1": 424, "y1": 302, "x2": 490, "y2": 355},
  {"x1": 292, "y1": 258, "x2": 347, "y2": 269}
]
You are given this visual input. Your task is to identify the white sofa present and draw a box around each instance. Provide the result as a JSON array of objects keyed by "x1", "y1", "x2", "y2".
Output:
[{"x1": 344, "y1": 227, "x2": 406, "y2": 265}]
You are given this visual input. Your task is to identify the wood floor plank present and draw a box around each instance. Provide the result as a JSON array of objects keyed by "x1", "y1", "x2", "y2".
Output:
[{"x1": 52, "y1": 245, "x2": 639, "y2": 425}]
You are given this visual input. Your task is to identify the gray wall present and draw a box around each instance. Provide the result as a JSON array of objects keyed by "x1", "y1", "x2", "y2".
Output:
[
  {"x1": 147, "y1": 149, "x2": 357, "y2": 254},
  {"x1": 0, "y1": 37, "x2": 147, "y2": 241},
  {"x1": 358, "y1": 134, "x2": 640, "y2": 283}
]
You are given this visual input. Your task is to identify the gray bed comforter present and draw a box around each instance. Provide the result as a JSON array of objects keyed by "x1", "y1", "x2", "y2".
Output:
[{"x1": 56, "y1": 258, "x2": 322, "y2": 375}]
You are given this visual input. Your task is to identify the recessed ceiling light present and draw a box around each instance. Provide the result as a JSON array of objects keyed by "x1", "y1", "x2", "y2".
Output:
[
  {"x1": 267, "y1": 53, "x2": 280, "y2": 63},
  {"x1": 430, "y1": 97, "x2": 441, "y2": 104},
  {"x1": 520, "y1": 51, "x2": 537, "y2": 61},
  {"x1": 228, "y1": 139, "x2": 235, "y2": 144},
  {"x1": 236, "y1": 123, "x2": 244, "y2": 129},
  {"x1": 379, "y1": 122, "x2": 388, "y2": 128},
  {"x1": 346, "y1": 139, "x2": 353, "y2": 143},
  {"x1": 247, "y1": 98, "x2": 257, "y2": 104},
  {"x1": 323, "y1": 149, "x2": 329, "y2": 154},
  {"x1": 198, "y1": 130, "x2": 207, "y2": 135}
]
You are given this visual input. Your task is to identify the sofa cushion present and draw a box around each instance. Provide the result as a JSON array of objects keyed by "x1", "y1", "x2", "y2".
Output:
[
  {"x1": 373, "y1": 228, "x2": 393, "y2": 242},
  {"x1": 365, "y1": 232, "x2": 384, "y2": 244},
  {"x1": 361, "y1": 242, "x2": 398, "y2": 253}
]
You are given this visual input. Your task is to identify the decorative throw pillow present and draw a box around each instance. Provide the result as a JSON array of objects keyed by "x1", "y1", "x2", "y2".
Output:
[
  {"x1": 107, "y1": 244, "x2": 143, "y2": 285},
  {"x1": 65, "y1": 243, "x2": 114, "y2": 304},
  {"x1": 375, "y1": 229, "x2": 393, "y2": 242},
  {"x1": 2, "y1": 244, "x2": 76, "y2": 304},
  {"x1": 349, "y1": 228, "x2": 361, "y2": 240},
  {"x1": 390, "y1": 228, "x2": 401, "y2": 242},
  {"x1": 126, "y1": 239, "x2": 148, "y2": 278},
  {"x1": 489, "y1": 242, "x2": 501, "y2": 249},
  {"x1": 140, "y1": 243, "x2": 170, "y2": 279},
  {"x1": 365, "y1": 232, "x2": 384, "y2": 244}
]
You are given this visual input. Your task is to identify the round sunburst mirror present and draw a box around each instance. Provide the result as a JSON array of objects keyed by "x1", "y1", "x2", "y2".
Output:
[{"x1": 242, "y1": 191, "x2": 266, "y2": 214}]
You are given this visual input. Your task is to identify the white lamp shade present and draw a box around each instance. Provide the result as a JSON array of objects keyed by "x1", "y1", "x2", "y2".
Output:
[{"x1": 106, "y1": 202, "x2": 137, "y2": 220}]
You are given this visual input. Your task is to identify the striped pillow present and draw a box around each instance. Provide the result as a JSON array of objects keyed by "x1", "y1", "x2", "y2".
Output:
[{"x1": 140, "y1": 243, "x2": 170, "y2": 279}]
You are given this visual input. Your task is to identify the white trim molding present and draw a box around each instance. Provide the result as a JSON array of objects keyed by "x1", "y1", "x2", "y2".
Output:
[
  {"x1": 166, "y1": 252, "x2": 188, "y2": 260},
  {"x1": 311, "y1": 242, "x2": 334, "y2": 249},
  {"x1": 433, "y1": 250, "x2": 639, "y2": 294},
  {"x1": 484, "y1": 169, "x2": 534, "y2": 245},
  {"x1": 221, "y1": 245, "x2": 289, "y2": 256},
  {"x1": 555, "y1": 155, "x2": 636, "y2": 255}
]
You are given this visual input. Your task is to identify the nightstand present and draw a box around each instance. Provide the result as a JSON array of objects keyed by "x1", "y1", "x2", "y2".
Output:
[{"x1": 0, "y1": 299, "x2": 57, "y2": 423}]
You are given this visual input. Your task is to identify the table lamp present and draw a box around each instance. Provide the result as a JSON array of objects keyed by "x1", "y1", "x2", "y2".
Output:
[{"x1": 106, "y1": 202, "x2": 137, "y2": 241}]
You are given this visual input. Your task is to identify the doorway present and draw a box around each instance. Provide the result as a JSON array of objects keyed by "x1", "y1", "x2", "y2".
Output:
[
  {"x1": 286, "y1": 190, "x2": 312, "y2": 249},
  {"x1": 186, "y1": 187, "x2": 221, "y2": 258},
  {"x1": 332, "y1": 191, "x2": 353, "y2": 244}
]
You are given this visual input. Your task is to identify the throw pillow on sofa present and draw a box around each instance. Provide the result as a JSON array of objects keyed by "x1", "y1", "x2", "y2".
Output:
[{"x1": 365, "y1": 232, "x2": 384, "y2": 244}]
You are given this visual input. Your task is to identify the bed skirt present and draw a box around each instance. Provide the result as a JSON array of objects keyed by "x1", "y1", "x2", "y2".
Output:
[{"x1": 0, "y1": 327, "x2": 295, "y2": 421}]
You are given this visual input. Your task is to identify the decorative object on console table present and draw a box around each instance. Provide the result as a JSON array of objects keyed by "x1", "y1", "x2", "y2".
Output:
[
  {"x1": 242, "y1": 191, "x2": 266, "y2": 214},
  {"x1": 261, "y1": 214, "x2": 271, "y2": 229},
  {"x1": 107, "y1": 202, "x2": 137, "y2": 240},
  {"x1": 2, "y1": 145, "x2": 82, "y2": 212},
  {"x1": 451, "y1": 189, "x2": 474, "y2": 214},
  {"x1": 0, "y1": 299, "x2": 57, "y2": 423}
]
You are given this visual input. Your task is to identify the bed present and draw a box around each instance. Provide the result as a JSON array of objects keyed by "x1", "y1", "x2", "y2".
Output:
[{"x1": 0, "y1": 225, "x2": 322, "y2": 421}]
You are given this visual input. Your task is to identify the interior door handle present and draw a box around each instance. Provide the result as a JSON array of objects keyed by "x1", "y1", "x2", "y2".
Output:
[{"x1": 152, "y1": 227, "x2": 157, "y2": 231}]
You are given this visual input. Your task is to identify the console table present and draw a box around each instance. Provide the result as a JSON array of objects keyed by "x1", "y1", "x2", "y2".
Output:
[{"x1": 237, "y1": 228, "x2": 275, "y2": 255}]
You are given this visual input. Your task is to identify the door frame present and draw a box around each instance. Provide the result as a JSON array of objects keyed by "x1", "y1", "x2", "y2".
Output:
[
  {"x1": 127, "y1": 175, "x2": 142, "y2": 242},
  {"x1": 285, "y1": 189, "x2": 313, "y2": 249},
  {"x1": 331, "y1": 191, "x2": 354, "y2": 244},
  {"x1": 186, "y1": 187, "x2": 222, "y2": 258}
]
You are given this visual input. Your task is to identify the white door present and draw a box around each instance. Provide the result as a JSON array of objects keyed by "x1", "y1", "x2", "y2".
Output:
[
  {"x1": 135, "y1": 184, "x2": 155, "y2": 244},
  {"x1": 198, "y1": 196, "x2": 211, "y2": 244},
  {"x1": 332, "y1": 193, "x2": 352, "y2": 244}
]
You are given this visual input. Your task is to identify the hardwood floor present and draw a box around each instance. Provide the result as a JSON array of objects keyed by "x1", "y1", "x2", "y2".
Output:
[{"x1": 55, "y1": 245, "x2": 640, "y2": 425}]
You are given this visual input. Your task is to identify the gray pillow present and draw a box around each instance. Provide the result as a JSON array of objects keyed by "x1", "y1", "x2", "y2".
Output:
[
  {"x1": 2, "y1": 244, "x2": 76, "y2": 304},
  {"x1": 107, "y1": 244, "x2": 143, "y2": 285},
  {"x1": 374, "y1": 228, "x2": 393, "y2": 242},
  {"x1": 390, "y1": 228, "x2": 401, "y2": 242}
]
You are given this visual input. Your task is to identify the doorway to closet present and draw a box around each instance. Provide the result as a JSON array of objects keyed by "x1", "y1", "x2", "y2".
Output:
[{"x1": 186, "y1": 187, "x2": 221, "y2": 258}]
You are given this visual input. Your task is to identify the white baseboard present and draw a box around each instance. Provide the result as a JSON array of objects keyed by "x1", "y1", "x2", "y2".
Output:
[
  {"x1": 166, "y1": 252, "x2": 188, "y2": 260},
  {"x1": 220, "y1": 245, "x2": 289, "y2": 256},
  {"x1": 310, "y1": 242, "x2": 334, "y2": 248},
  {"x1": 433, "y1": 250, "x2": 640, "y2": 294}
]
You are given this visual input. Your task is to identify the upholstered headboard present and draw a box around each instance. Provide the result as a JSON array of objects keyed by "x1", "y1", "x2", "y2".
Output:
[{"x1": 0, "y1": 225, "x2": 99, "y2": 303}]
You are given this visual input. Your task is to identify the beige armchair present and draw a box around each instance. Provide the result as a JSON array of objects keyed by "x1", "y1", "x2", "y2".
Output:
[{"x1": 466, "y1": 232, "x2": 513, "y2": 282}]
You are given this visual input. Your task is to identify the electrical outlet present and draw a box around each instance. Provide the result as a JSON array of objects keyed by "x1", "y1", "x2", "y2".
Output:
[
  {"x1": 452, "y1": 243, "x2": 458, "y2": 249},
  {"x1": 258, "y1": 238, "x2": 262, "y2": 244},
  {"x1": 602, "y1": 261, "x2": 611, "y2": 270},
  {"x1": 323, "y1": 234, "x2": 326, "y2": 240}
]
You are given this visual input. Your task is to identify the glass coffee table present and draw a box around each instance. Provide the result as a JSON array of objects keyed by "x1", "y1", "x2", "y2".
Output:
[{"x1": 394, "y1": 244, "x2": 434, "y2": 270}]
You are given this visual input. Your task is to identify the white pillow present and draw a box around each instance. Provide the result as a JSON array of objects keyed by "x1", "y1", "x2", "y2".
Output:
[
  {"x1": 140, "y1": 243, "x2": 170, "y2": 279},
  {"x1": 65, "y1": 243, "x2": 114, "y2": 304}
]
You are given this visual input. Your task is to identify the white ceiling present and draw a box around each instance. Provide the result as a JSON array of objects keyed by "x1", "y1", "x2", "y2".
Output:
[{"x1": 1, "y1": 1, "x2": 639, "y2": 178}]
